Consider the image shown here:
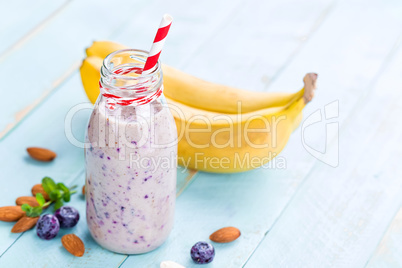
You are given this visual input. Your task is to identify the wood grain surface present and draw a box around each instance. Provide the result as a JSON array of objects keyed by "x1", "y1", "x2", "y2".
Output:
[{"x1": 0, "y1": 0, "x2": 401, "y2": 267}]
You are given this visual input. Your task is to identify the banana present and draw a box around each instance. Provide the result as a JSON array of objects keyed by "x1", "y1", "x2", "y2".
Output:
[
  {"x1": 84, "y1": 41, "x2": 308, "y2": 113},
  {"x1": 163, "y1": 65, "x2": 304, "y2": 113},
  {"x1": 80, "y1": 56, "x2": 104, "y2": 104},
  {"x1": 80, "y1": 41, "x2": 317, "y2": 172},
  {"x1": 167, "y1": 73, "x2": 316, "y2": 172}
]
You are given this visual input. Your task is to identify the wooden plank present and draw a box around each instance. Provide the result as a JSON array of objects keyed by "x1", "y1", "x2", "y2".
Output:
[
  {"x1": 0, "y1": 0, "x2": 262, "y2": 140},
  {"x1": 112, "y1": 0, "x2": 249, "y2": 64},
  {"x1": 116, "y1": 0, "x2": 337, "y2": 93},
  {"x1": 117, "y1": 0, "x2": 402, "y2": 267},
  {"x1": 0, "y1": 0, "x2": 335, "y2": 265},
  {"x1": 118, "y1": 1, "x2": 335, "y2": 267},
  {"x1": 0, "y1": 0, "x2": 258, "y2": 140},
  {"x1": 119, "y1": 0, "x2": 402, "y2": 266},
  {"x1": 0, "y1": 0, "x2": 261, "y2": 264},
  {"x1": 1, "y1": 0, "x2": 400, "y2": 267},
  {"x1": 175, "y1": 0, "x2": 337, "y2": 91},
  {"x1": 0, "y1": 73, "x2": 194, "y2": 264},
  {"x1": 0, "y1": 0, "x2": 69, "y2": 59},
  {"x1": 244, "y1": 35, "x2": 402, "y2": 267},
  {"x1": 0, "y1": 0, "x2": 333, "y2": 140},
  {"x1": 366, "y1": 208, "x2": 402, "y2": 268},
  {"x1": 0, "y1": 0, "x2": 153, "y2": 140},
  {"x1": 0, "y1": 75, "x2": 90, "y2": 256}
]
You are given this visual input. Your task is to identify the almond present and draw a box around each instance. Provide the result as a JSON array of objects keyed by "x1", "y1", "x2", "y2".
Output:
[
  {"x1": 61, "y1": 234, "x2": 85, "y2": 257},
  {"x1": 27, "y1": 147, "x2": 57, "y2": 162},
  {"x1": 0, "y1": 206, "x2": 25, "y2": 222},
  {"x1": 11, "y1": 216, "x2": 39, "y2": 233},
  {"x1": 31, "y1": 184, "x2": 50, "y2": 201},
  {"x1": 16, "y1": 196, "x2": 39, "y2": 207},
  {"x1": 16, "y1": 196, "x2": 49, "y2": 209},
  {"x1": 209, "y1": 226, "x2": 241, "y2": 243}
]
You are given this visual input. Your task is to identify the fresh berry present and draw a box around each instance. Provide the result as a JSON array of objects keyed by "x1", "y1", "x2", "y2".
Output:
[
  {"x1": 55, "y1": 206, "x2": 80, "y2": 228},
  {"x1": 190, "y1": 241, "x2": 215, "y2": 264},
  {"x1": 36, "y1": 214, "x2": 60, "y2": 240}
]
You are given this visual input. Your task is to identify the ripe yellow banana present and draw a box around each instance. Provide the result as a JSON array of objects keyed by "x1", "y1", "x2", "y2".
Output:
[
  {"x1": 80, "y1": 41, "x2": 317, "y2": 172},
  {"x1": 85, "y1": 41, "x2": 307, "y2": 113},
  {"x1": 80, "y1": 56, "x2": 103, "y2": 104},
  {"x1": 167, "y1": 74, "x2": 316, "y2": 172},
  {"x1": 163, "y1": 65, "x2": 305, "y2": 114}
]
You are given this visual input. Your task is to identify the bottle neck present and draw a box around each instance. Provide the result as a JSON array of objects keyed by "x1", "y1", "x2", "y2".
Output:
[{"x1": 99, "y1": 49, "x2": 163, "y2": 110}]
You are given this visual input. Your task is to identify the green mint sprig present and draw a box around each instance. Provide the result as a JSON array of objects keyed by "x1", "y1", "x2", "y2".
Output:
[
  {"x1": 21, "y1": 177, "x2": 77, "y2": 217},
  {"x1": 21, "y1": 193, "x2": 50, "y2": 217}
]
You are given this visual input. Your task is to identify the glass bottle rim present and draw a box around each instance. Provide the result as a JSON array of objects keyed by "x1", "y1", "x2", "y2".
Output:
[{"x1": 101, "y1": 49, "x2": 161, "y2": 82}]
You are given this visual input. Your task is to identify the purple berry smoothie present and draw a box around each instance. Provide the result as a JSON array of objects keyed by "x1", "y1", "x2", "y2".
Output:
[{"x1": 85, "y1": 97, "x2": 177, "y2": 254}]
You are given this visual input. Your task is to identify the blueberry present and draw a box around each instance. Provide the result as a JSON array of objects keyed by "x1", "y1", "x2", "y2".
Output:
[
  {"x1": 36, "y1": 214, "x2": 60, "y2": 240},
  {"x1": 190, "y1": 241, "x2": 215, "y2": 264},
  {"x1": 55, "y1": 206, "x2": 80, "y2": 228}
]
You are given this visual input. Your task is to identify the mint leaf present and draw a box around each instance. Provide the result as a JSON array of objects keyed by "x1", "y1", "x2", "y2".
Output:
[
  {"x1": 35, "y1": 178, "x2": 77, "y2": 212},
  {"x1": 22, "y1": 203, "x2": 42, "y2": 217},
  {"x1": 54, "y1": 199, "x2": 63, "y2": 210},
  {"x1": 35, "y1": 193, "x2": 45, "y2": 206},
  {"x1": 63, "y1": 192, "x2": 71, "y2": 202},
  {"x1": 21, "y1": 204, "x2": 32, "y2": 213},
  {"x1": 58, "y1": 182, "x2": 71, "y2": 202},
  {"x1": 42, "y1": 177, "x2": 57, "y2": 195},
  {"x1": 31, "y1": 207, "x2": 43, "y2": 217},
  {"x1": 25, "y1": 209, "x2": 34, "y2": 217},
  {"x1": 49, "y1": 190, "x2": 62, "y2": 201},
  {"x1": 57, "y1": 183, "x2": 69, "y2": 193}
]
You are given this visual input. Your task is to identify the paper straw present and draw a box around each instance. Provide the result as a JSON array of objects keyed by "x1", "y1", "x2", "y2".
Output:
[{"x1": 142, "y1": 14, "x2": 173, "y2": 75}]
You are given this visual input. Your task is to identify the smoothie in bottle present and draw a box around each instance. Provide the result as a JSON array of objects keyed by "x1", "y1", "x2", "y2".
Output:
[{"x1": 85, "y1": 49, "x2": 177, "y2": 254}]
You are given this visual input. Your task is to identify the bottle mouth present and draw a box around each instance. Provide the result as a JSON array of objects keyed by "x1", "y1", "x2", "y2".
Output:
[
  {"x1": 99, "y1": 49, "x2": 163, "y2": 108},
  {"x1": 101, "y1": 49, "x2": 161, "y2": 88}
]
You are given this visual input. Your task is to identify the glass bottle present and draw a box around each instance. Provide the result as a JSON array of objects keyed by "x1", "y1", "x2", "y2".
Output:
[{"x1": 85, "y1": 49, "x2": 177, "y2": 254}]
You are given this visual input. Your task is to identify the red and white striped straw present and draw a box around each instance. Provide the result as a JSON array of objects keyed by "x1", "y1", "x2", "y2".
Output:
[{"x1": 142, "y1": 14, "x2": 173, "y2": 75}]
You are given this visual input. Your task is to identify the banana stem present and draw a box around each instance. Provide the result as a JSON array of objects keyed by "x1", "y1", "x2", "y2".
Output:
[{"x1": 303, "y1": 73, "x2": 318, "y2": 104}]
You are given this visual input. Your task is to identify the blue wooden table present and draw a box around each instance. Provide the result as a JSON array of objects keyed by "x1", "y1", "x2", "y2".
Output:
[{"x1": 1, "y1": 0, "x2": 402, "y2": 267}]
